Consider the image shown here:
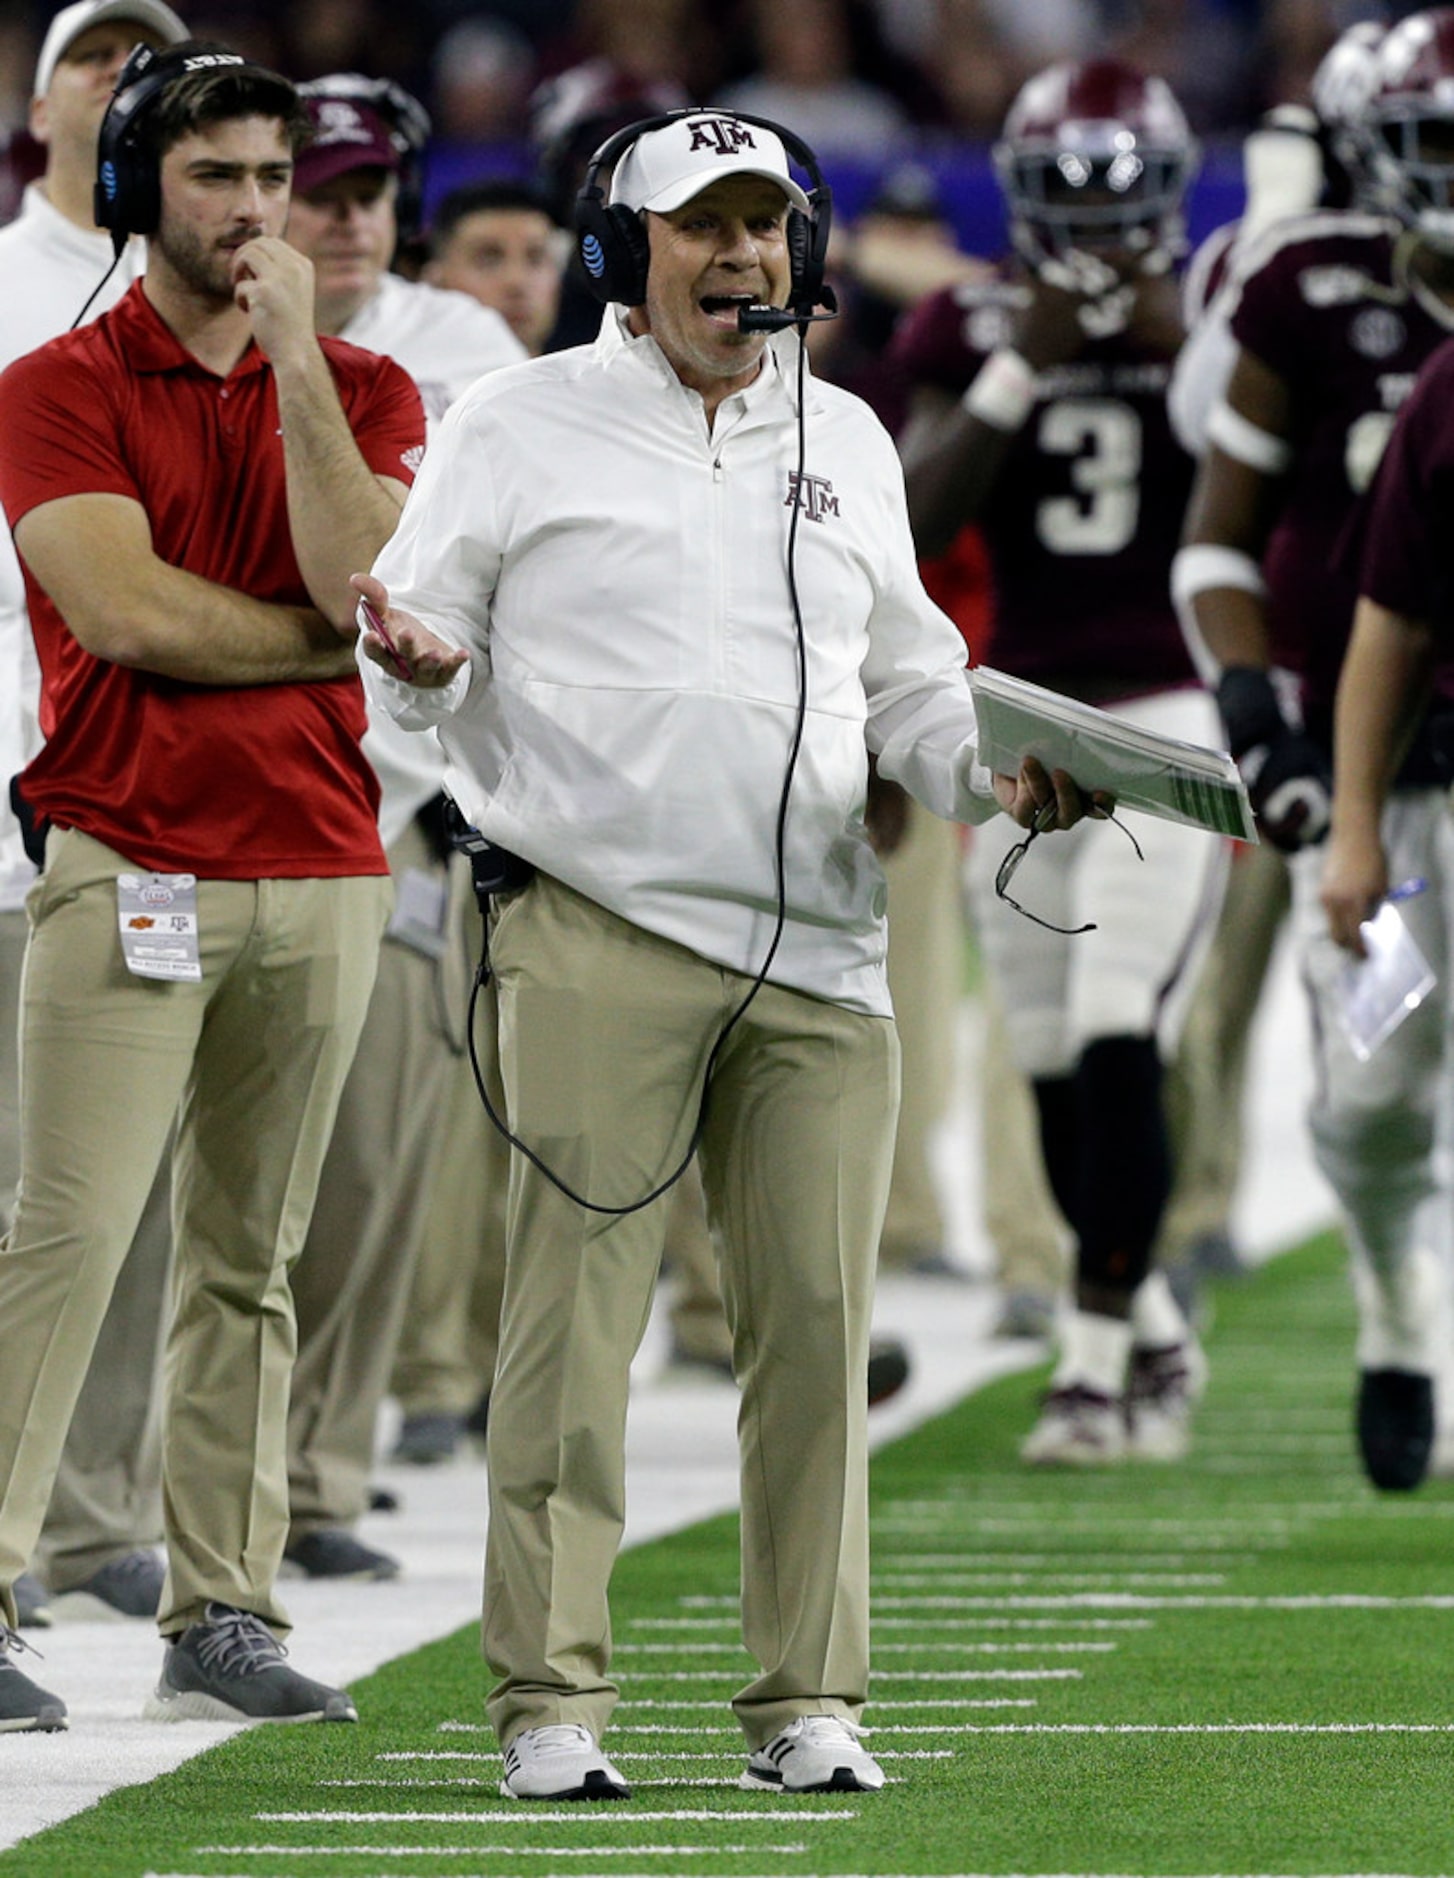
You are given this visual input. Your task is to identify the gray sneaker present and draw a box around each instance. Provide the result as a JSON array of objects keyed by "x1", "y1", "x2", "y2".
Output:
[
  {"x1": 143, "y1": 1603, "x2": 357, "y2": 1724},
  {"x1": 51, "y1": 1548, "x2": 164, "y2": 1621},
  {"x1": 0, "y1": 1625, "x2": 67, "y2": 1733},
  {"x1": 14, "y1": 1572, "x2": 53, "y2": 1629},
  {"x1": 284, "y1": 1529, "x2": 400, "y2": 1581}
]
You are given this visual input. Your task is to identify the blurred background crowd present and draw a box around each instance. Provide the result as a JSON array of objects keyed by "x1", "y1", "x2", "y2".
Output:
[{"x1": 0, "y1": 0, "x2": 1403, "y2": 230}]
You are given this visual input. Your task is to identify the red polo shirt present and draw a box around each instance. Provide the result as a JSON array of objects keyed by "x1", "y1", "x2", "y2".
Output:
[{"x1": 0, "y1": 282, "x2": 424, "y2": 878}]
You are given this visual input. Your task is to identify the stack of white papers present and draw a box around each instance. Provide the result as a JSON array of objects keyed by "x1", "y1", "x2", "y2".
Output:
[{"x1": 968, "y1": 664, "x2": 1257, "y2": 843}]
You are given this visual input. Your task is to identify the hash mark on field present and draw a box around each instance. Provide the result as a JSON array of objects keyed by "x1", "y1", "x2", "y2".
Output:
[{"x1": 616, "y1": 1667, "x2": 1079, "y2": 1683}]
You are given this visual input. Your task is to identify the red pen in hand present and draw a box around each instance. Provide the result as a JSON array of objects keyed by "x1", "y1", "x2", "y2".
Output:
[{"x1": 358, "y1": 594, "x2": 415, "y2": 683}]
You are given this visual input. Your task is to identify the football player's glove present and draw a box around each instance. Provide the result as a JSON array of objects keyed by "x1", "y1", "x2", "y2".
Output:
[{"x1": 1217, "y1": 665, "x2": 1332, "y2": 851}]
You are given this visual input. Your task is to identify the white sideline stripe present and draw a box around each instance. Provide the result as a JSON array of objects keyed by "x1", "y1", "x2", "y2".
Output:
[{"x1": 256, "y1": 1809, "x2": 857, "y2": 1823}]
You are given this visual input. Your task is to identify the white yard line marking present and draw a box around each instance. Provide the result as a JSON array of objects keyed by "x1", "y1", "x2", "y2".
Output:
[
  {"x1": 875, "y1": 1640, "x2": 1115, "y2": 1653},
  {"x1": 871, "y1": 1669, "x2": 1081, "y2": 1681},
  {"x1": 873, "y1": 1554, "x2": 1257, "y2": 1570},
  {"x1": 254, "y1": 1809, "x2": 857, "y2": 1823},
  {"x1": 922, "y1": 1722, "x2": 1454, "y2": 1734},
  {"x1": 870, "y1": 1594, "x2": 1454, "y2": 1610},
  {"x1": 137, "y1": 1862, "x2": 1454, "y2": 1878},
  {"x1": 380, "y1": 1745, "x2": 963, "y2": 1764},
  {"x1": 870, "y1": 1573, "x2": 1228, "y2": 1588},
  {"x1": 632, "y1": 1615, "x2": 1150, "y2": 1631},
  {"x1": 613, "y1": 1667, "x2": 1078, "y2": 1683},
  {"x1": 200, "y1": 1846, "x2": 810, "y2": 1859}
]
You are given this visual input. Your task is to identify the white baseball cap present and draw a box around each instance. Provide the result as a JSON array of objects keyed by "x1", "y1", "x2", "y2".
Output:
[
  {"x1": 34, "y1": 0, "x2": 189, "y2": 100},
  {"x1": 609, "y1": 112, "x2": 811, "y2": 215}
]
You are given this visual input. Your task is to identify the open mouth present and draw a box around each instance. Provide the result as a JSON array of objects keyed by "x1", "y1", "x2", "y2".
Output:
[{"x1": 698, "y1": 292, "x2": 759, "y2": 329}]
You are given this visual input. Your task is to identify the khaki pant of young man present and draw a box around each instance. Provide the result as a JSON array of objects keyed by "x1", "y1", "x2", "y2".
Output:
[
  {"x1": 0, "y1": 907, "x2": 170, "y2": 1593},
  {"x1": 483, "y1": 873, "x2": 899, "y2": 1751},
  {"x1": 0, "y1": 828, "x2": 389, "y2": 1636}
]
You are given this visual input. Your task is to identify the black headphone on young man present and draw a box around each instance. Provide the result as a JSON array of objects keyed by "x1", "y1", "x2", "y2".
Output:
[
  {"x1": 94, "y1": 42, "x2": 248, "y2": 252},
  {"x1": 573, "y1": 108, "x2": 835, "y2": 325}
]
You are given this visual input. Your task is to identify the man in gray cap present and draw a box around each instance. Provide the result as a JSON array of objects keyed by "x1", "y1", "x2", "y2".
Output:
[{"x1": 0, "y1": 0, "x2": 187, "y2": 1633}]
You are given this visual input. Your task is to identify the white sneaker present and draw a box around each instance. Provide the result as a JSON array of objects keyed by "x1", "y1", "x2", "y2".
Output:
[
  {"x1": 1020, "y1": 1385, "x2": 1127, "y2": 1465},
  {"x1": 739, "y1": 1714, "x2": 884, "y2": 1792},
  {"x1": 1126, "y1": 1339, "x2": 1209, "y2": 1462},
  {"x1": 499, "y1": 1722, "x2": 630, "y2": 1800}
]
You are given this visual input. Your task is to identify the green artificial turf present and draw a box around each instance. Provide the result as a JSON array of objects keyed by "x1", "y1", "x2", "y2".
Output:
[{"x1": 9, "y1": 1229, "x2": 1454, "y2": 1877}]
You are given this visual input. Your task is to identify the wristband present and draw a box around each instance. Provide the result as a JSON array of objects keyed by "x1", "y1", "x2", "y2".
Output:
[
  {"x1": 962, "y1": 348, "x2": 1038, "y2": 432},
  {"x1": 1215, "y1": 664, "x2": 1286, "y2": 761}
]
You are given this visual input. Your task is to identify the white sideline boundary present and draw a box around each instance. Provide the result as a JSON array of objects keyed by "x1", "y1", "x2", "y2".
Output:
[{"x1": 1, "y1": 939, "x2": 1331, "y2": 1851}]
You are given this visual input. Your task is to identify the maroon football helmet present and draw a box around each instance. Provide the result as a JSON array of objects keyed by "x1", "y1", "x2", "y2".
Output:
[
  {"x1": 1363, "y1": 8, "x2": 1454, "y2": 247},
  {"x1": 993, "y1": 59, "x2": 1198, "y2": 274}
]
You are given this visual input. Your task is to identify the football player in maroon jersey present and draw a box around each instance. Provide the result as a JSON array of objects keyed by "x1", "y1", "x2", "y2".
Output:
[
  {"x1": 896, "y1": 59, "x2": 1222, "y2": 1466},
  {"x1": 1176, "y1": 7, "x2": 1454, "y2": 1492}
]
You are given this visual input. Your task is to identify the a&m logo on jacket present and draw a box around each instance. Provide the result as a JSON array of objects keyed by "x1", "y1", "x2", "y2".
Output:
[
  {"x1": 688, "y1": 117, "x2": 757, "y2": 155},
  {"x1": 786, "y1": 472, "x2": 840, "y2": 523}
]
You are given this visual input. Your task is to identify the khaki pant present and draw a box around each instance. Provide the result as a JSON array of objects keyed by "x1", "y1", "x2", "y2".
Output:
[
  {"x1": 287, "y1": 818, "x2": 460, "y2": 1535},
  {"x1": 879, "y1": 804, "x2": 963, "y2": 1264},
  {"x1": 483, "y1": 874, "x2": 898, "y2": 1750},
  {"x1": 391, "y1": 863, "x2": 510, "y2": 1418},
  {"x1": 0, "y1": 906, "x2": 170, "y2": 1590},
  {"x1": 0, "y1": 829, "x2": 388, "y2": 1634}
]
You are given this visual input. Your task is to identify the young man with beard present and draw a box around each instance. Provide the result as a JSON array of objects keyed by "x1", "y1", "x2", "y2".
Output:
[
  {"x1": 0, "y1": 42, "x2": 423, "y2": 1730},
  {"x1": 0, "y1": 0, "x2": 188, "y2": 1637}
]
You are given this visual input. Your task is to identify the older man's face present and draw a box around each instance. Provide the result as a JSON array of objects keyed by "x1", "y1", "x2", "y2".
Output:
[{"x1": 634, "y1": 174, "x2": 792, "y2": 403}]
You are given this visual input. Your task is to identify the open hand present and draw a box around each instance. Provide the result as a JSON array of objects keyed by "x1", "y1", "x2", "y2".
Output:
[{"x1": 350, "y1": 571, "x2": 469, "y2": 689}]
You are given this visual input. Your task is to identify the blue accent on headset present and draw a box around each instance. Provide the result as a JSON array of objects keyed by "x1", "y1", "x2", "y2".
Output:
[
  {"x1": 582, "y1": 232, "x2": 605, "y2": 277},
  {"x1": 101, "y1": 159, "x2": 118, "y2": 201}
]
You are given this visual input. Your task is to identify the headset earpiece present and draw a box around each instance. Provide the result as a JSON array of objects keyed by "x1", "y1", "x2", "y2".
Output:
[
  {"x1": 95, "y1": 42, "x2": 173, "y2": 250},
  {"x1": 576, "y1": 193, "x2": 653, "y2": 307},
  {"x1": 573, "y1": 108, "x2": 833, "y2": 316}
]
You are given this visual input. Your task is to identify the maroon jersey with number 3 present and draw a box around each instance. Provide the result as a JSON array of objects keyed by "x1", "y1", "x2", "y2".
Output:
[{"x1": 890, "y1": 267, "x2": 1196, "y2": 704}]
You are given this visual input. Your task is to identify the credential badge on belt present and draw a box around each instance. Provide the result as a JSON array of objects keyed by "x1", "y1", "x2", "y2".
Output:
[{"x1": 117, "y1": 873, "x2": 201, "y2": 982}]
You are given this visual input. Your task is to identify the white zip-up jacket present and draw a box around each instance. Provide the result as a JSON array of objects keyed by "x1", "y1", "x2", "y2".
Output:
[{"x1": 363, "y1": 307, "x2": 998, "y2": 1015}]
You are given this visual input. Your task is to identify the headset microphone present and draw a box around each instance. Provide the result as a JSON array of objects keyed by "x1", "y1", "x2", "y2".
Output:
[{"x1": 736, "y1": 299, "x2": 838, "y2": 332}]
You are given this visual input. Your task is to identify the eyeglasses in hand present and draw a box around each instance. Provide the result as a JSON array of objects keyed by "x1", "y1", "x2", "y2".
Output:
[{"x1": 993, "y1": 799, "x2": 1144, "y2": 935}]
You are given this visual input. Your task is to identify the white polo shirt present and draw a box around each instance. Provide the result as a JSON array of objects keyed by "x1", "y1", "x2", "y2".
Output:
[{"x1": 364, "y1": 308, "x2": 996, "y2": 1015}]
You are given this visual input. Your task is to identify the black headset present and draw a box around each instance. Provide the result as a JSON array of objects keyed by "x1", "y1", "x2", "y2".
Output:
[
  {"x1": 94, "y1": 42, "x2": 247, "y2": 252},
  {"x1": 573, "y1": 108, "x2": 833, "y2": 315}
]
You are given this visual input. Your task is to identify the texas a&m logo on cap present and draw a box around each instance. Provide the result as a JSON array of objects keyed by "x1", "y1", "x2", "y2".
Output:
[{"x1": 688, "y1": 117, "x2": 758, "y2": 156}]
